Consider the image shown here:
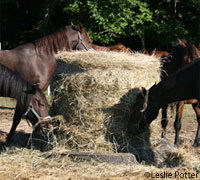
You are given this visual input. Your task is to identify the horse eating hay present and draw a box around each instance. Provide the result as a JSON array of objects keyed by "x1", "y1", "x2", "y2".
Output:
[
  {"x1": 128, "y1": 58, "x2": 200, "y2": 147},
  {"x1": 160, "y1": 40, "x2": 200, "y2": 146},
  {"x1": 0, "y1": 63, "x2": 52, "y2": 145}
]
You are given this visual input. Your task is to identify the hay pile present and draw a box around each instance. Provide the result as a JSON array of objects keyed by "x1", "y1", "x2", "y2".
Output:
[{"x1": 51, "y1": 51, "x2": 160, "y2": 156}]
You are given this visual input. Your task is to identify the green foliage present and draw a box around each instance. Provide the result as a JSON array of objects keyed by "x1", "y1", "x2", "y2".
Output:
[
  {"x1": 1, "y1": 0, "x2": 200, "y2": 50},
  {"x1": 61, "y1": 0, "x2": 153, "y2": 44}
]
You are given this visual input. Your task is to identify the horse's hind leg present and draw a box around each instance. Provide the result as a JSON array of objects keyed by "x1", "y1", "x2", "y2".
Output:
[
  {"x1": 161, "y1": 104, "x2": 168, "y2": 138},
  {"x1": 192, "y1": 103, "x2": 200, "y2": 147},
  {"x1": 174, "y1": 101, "x2": 184, "y2": 146},
  {"x1": 6, "y1": 104, "x2": 22, "y2": 145}
]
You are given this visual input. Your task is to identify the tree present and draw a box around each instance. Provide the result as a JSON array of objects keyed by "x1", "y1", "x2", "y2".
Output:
[{"x1": 1, "y1": 0, "x2": 200, "y2": 51}]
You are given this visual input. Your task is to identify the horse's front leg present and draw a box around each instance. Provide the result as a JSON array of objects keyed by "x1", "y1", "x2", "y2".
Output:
[
  {"x1": 6, "y1": 104, "x2": 22, "y2": 145},
  {"x1": 174, "y1": 101, "x2": 184, "y2": 146},
  {"x1": 192, "y1": 103, "x2": 200, "y2": 147},
  {"x1": 161, "y1": 104, "x2": 168, "y2": 139}
]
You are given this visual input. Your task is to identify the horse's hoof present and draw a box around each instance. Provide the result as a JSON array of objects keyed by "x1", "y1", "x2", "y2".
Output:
[
  {"x1": 0, "y1": 142, "x2": 7, "y2": 153},
  {"x1": 174, "y1": 142, "x2": 180, "y2": 148}
]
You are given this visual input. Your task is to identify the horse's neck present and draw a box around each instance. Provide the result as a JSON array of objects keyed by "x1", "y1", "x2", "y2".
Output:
[
  {"x1": 151, "y1": 62, "x2": 197, "y2": 106},
  {"x1": 0, "y1": 50, "x2": 16, "y2": 71}
]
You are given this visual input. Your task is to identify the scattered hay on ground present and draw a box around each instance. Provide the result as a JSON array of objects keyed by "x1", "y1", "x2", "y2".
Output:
[{"x1": 0, "y1": 146, "x2": 199, "y2": 180}]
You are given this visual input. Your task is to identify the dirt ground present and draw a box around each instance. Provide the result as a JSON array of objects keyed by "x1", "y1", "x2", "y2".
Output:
[{"x1": 0, "y1": 107, "x2": 33, "y2": 149}]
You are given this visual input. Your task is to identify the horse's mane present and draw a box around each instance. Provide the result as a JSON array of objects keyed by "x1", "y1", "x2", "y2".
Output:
[
  {"x1": 34, "y1": 27, "x2": 72, "y2": 56},
  {"x1": 0, "y1": 64, "x2": 32, "y2": 106},
  {"x1": 185, "y1": 41, "x2": 200, "y2": 61}
]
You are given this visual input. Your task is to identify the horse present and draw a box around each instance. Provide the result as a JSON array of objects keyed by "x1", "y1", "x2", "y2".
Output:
[
  {"x1": 0, "y1": 63, "x2": 52, "y2": 145},
  {"x1": 0, "y1": 23, "x2": 93, "y2": 91},
  {"x1": 149, "y1": 50, "x2": 169, "y2": 58},
  {"x1": 91, "y1": 43, "x2": 132, "y2": 53},
  {"x1": 127, "y1": 58, "x2": 200, "y2": 147},
  {"x1": 160, "y1": 40, "x2": 200, "y2": 146}
]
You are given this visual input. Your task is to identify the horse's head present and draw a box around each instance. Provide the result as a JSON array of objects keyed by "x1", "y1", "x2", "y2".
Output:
[
  {"x1": 66, "y1": 23, "x2": 93, "y2": 51},
  {"x1": 127, "y1": 86, "x2": 160, "y2": 135},
  {"x1": 169, "y1": 40, "x2": 200, "y2": 68},
  {"x1": 23, "y1": 85, "x2": 53, "y2": 142}
]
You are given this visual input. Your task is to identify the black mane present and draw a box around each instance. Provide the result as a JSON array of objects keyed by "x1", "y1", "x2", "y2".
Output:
[{"x1": 0, "y1": 63, "x2": 32, "y2": 106}]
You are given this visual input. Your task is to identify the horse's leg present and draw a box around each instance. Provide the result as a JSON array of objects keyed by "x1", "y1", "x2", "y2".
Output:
[
  {"x1": 6, "y1": 104, "x2": 22, "y2": 145},
  {"x1": 192, "y1": 103, "x2": 200, "y2": 147},
  {"x1": 174, "y1": 101, "x2": 184, "y2": 146},
  {"x1": 161, "y1": 104, "x2": 168, "y2": 138}
]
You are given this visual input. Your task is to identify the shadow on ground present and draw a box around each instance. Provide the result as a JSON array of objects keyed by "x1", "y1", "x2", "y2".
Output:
[{"x1": 0, "y1": 130, "x2": 50, "y2": 153}]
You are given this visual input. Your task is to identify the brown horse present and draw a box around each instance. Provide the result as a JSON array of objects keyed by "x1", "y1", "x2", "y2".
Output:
[
  {"x1": 159, "y1": 40, "x2": 200, "y2": 147},
  {"x1": 128, "y1": 58, "x2": 200, "y2": 147},
  {"x1": 0, "y1": 23, "x2": 93, "y2": 91},
  {"x1": 149, "y1": 50, "x2": 169, "y2": 58},
  {"x1": 0, "y1": 63, "x2": 52, "y2": 145},
  {"x1": 91, "y1": 43, "x2": 132, "y2": 53}
]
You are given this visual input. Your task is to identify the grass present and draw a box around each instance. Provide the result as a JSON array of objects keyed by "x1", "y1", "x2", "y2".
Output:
[{"x1": 182, "y1": 104, "x2": 196, "y2": 123}]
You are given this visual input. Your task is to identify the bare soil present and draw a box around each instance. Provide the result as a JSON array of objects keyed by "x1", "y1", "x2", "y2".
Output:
[{"x1": 0, "y1": 108, "x2": 33, "y2": 149}]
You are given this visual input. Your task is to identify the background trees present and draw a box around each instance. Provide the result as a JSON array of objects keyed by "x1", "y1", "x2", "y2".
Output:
[{"x1": 1, "y1": 0, "x2": 200, "y2": 51}]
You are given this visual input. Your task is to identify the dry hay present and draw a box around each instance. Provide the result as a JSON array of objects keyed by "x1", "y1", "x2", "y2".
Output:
[
  {"x1": 50, "y1": 51, "x2": 161, "y2": 158},
  {"x1": 0, "y1": 146, "x2": 199, "y2": 180}
]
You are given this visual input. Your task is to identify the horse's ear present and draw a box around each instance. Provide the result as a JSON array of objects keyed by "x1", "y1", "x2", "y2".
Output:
[
  {"x1": 178, "y1": 39, "x2": 186, "y2": 48},
  {"x1": 78, "y1": 23, "x2": 83, "y2": 32},
  {"x1": 24, "y1": 87, "x2": 35, "y2": 94},
  {"x1": 24, "y1": 82, "x2": 39, "y2": 94}
]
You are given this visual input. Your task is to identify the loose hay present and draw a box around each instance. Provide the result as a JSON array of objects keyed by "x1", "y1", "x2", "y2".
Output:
[{"x1": 50, "y1": 51, "x2": 161, "y2": 156}]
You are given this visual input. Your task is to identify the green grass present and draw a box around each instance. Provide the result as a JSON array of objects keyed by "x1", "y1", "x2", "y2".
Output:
[{"x1": 180, "y1": 104, "x2": 196, "y2": 123}]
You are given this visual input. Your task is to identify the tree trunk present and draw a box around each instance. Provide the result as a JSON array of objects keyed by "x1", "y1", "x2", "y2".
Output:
[{"x1": 139, "y1": 34, "x2": 145, "y2": 51}]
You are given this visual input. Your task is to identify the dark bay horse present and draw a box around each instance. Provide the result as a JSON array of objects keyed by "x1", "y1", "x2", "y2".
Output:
[
  {"x1": 128, "y1": 58, "x2": 200, "y2": 147},
  {"x1": 91, "y1": 43, "x2": 132, "y2": 53},
  {"x1": 160, "y1": 40, "x2": 200, "y2": 146},
  {"x1": 0, "y1": 63, "x2": 52, "y2": 145},
  {"x1": 0, "y1": 23, "x2": 93, "y2": 91}
]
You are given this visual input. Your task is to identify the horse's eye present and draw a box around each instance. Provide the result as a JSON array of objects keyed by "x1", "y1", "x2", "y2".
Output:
[{"x1": 37, "y1": 100, "x2": 45, "y2": 106}]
